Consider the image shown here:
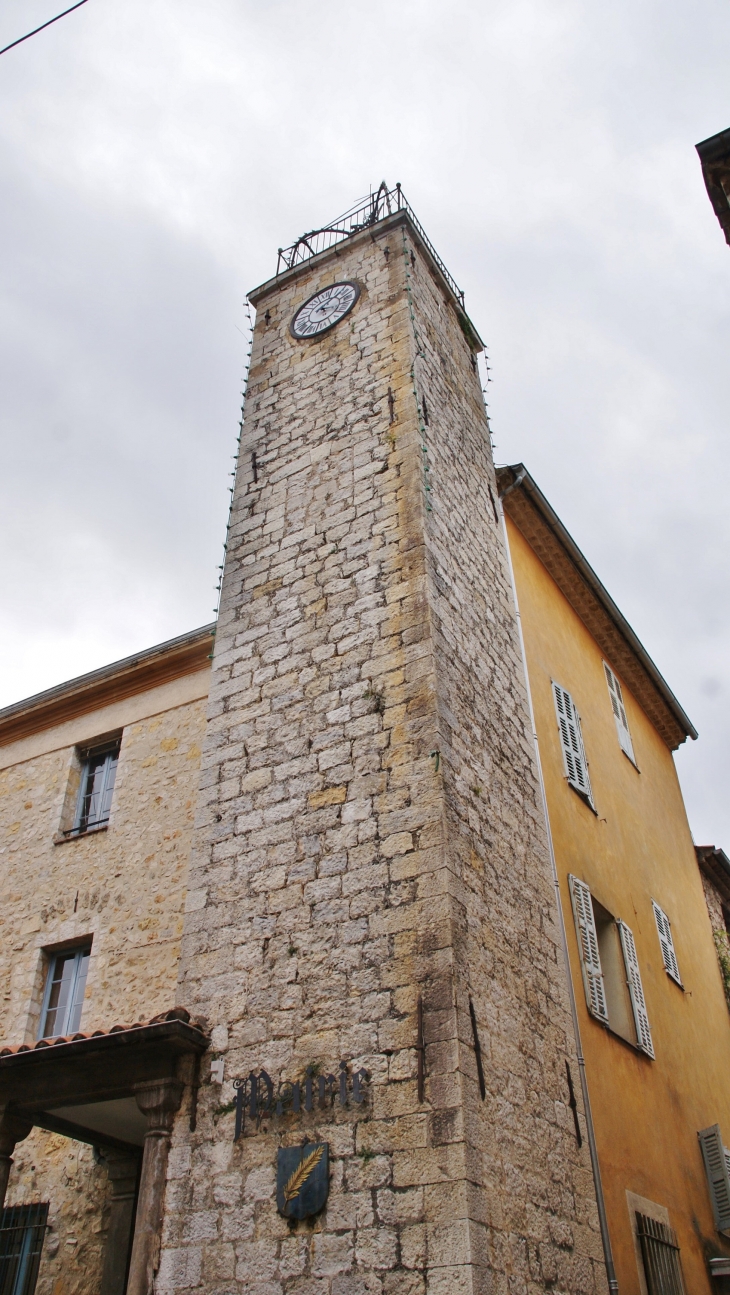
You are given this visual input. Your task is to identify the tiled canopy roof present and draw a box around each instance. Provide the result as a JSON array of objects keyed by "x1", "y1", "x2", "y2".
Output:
[{"x1": 0, "y1": 1007, "x2": 206, "y2": 1060}]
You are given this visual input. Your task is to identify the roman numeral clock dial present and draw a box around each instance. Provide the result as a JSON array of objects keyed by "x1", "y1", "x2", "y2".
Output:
[{"x1": 290, "y1": 281, "x2": 360, "y2": 339}]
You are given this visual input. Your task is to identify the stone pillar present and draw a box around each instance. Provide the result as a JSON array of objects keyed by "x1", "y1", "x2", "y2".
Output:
[
  {"x1": 126, "y1": 1079, "x2": 183, "y2": 1295},
  {"x1": 100, "y1": 1151, "x2": 140, "y2": 1295},
  {"x1": 0, "y1": 1108, "x2": 32, "y2": 1210}
]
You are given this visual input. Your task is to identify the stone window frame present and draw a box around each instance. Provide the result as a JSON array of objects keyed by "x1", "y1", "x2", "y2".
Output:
[
  {"x1": 626, "y1": 1191, "x2": 683, "y2": 1295},
  {"x1": 55, "y1": 731, "x2": 122, "y2": 843},
  {"x1": 37, "y1": 940, "x2": 93, "y2": 1041}
]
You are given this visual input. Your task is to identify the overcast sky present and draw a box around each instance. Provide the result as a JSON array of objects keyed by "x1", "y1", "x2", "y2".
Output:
[{"x1": 1, "y1": 0, "x2": 728, "y2": 845}]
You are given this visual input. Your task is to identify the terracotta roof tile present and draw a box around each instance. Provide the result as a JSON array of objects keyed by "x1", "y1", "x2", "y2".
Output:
[{"x1": 0, "y1": 1007, "x2": 205, "y2": 1057}]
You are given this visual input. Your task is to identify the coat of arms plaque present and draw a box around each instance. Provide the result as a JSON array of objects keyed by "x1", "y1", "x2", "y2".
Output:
[{"x1": 276, "y1": 1142, "x2": 329, "y2": 1219}]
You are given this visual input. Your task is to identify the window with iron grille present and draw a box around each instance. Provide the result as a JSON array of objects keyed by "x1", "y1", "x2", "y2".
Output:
[
  {"x1": 0, "y1": 1203, "x2": 48, "y2": 1295},
  {"x1": 65, "y1": 738, "x2": 120, "y2": 836},
  {"x1": 38, "y1": 946, "x2": 90, "y2": 1039},
  {"x1": 636, "y1": 1212, "x2": 686, "y2": 1295}
]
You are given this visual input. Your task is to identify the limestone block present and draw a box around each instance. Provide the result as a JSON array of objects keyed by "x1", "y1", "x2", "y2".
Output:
[{"x1": 310, "y1": 1232, "x2": 354, "y2": 1277}]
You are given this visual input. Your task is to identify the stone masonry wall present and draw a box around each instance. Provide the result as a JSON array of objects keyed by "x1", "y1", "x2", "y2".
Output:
[
  {"x1": 167, "y1": 213, "x2": 604, "y2": 1295},
  {"x1": 0, "y1": 684, "x2": 207, "y2": 1295},
  {"x1": 700, "y1": 874, "x2": 730, "y2": 1014},
  {"x1": 403, "y1": 230, "x2": 605, "y2": 1292},
  {"x1": 6, "y1": 1132, "x2": 111, "y2": 1295}
]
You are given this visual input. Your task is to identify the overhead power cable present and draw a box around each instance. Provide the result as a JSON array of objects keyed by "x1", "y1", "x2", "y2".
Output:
[{"x1": 0, "y1": 0, "x2": 89, "y2": 58}]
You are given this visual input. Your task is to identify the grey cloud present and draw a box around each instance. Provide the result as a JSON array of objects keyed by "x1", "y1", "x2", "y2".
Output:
[{"x1": 1, "y1": 0, "x2": 728, "y2": 843}]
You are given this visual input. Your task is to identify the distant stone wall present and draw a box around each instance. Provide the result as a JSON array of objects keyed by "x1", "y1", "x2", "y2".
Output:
[
  {"x1": 0, "y1": 687, "x2": 206, "y2": 1294},
  {"x1": 6, "y1": 1130, "x2": 111, "y2": 1295},
  {"x1": 167, "y1": 214, "x2": 605, "y2": 1295},
  {"x1": 700, "y1": 874, "x2": 730, "y2": 1012}
]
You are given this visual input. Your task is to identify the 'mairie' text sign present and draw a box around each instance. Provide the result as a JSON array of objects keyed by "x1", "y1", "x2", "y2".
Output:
[{"x1": 233, "y1": 1062, "x2": 369, "y2": 1140}]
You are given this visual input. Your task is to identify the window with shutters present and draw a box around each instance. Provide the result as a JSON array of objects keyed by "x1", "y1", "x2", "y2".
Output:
[
  {"x1": 552, "y1": 682, "x2": 595, "y2": 810},
  {"x1": 635, "y1": 1213, "x2": 687, "y2": 1295},
  {"x1": 698, "y1": 1125, "x2": 730, "y2": 1236},
  {"x1": 603, "y1": 662, "x2": 637, "y2": 765},
  {"x1": 652, "y1": 902, "x2": 682, "y2": 987},
  {"x1": 568, "y1": 875, "x2": 655, "y2": 1056}
]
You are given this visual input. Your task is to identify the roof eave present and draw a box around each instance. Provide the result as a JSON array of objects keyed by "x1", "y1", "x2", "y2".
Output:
[
  {"x1": 0, "y1": 623, "x2": 215, "y2": 748},
  {"x1": 497, "y1": 464, "x2": 697, "y2": 746},
  {"x1": 696, "y1": 846, "x2": 730, "y2": 906}
]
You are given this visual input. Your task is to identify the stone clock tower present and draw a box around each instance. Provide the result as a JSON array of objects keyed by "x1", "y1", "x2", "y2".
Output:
[{"x1": 162, "y1": 191, "x2": 605, "y2": 1294}]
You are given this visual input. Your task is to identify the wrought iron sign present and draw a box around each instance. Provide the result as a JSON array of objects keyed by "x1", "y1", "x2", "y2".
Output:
[{"x1": 233, "y1": 1062, "x2": 369, "y2": 1140}]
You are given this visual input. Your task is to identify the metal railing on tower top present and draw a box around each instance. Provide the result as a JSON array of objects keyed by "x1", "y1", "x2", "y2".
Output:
[{"x1": 275, "y1": 182, "x2": 466, "y2": 308}]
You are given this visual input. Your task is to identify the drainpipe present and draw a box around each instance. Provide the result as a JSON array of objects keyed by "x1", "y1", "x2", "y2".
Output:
[{"x1": 498, "y1": 495, "x2": 620, "y2": 1295}]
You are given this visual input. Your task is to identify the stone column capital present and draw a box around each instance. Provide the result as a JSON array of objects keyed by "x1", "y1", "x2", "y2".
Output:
[{"x1": 133, "y1": 1079, "x2": 184, "y2": 1134}]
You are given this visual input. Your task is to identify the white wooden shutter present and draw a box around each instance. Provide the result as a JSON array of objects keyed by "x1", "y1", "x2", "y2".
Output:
[
  {"x1": 568, "y1": 875, "x2": 609, "y2": 1024},
  {"x1": 618, "y1": 920, "x2": 655, "y2": 1057},
  {"x1": 698, "y1": 1125, "x2": 730, "y2": 1234},
  {"x1": 552, "y1": 683, "x2": 594, "y2": 807},
  {"x1": 603, "y1": 663, "x2": 635, "y2": 763},
  {"x1": 652, "y1": 901, "x2": 682, "y2": 986}
]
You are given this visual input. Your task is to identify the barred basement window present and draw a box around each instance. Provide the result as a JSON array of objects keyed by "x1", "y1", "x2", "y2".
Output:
[
  {"x1": 635, "y1": 1212, "x2": 686, "y2": 1295},
  {"x1": 38, "y1": 946, "x2": 90, "y2": 1040},
  {"x1": 65, "y1": 738, "x2": 120, "y2": 837},
  {"x1": 0, "y1": 1203, "x2": 48, "y2": 1295}
]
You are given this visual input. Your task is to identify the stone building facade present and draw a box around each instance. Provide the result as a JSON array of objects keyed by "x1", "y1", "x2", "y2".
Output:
[{"x1": 0, "y1": 627, "x2": 212, "y2": 1295}]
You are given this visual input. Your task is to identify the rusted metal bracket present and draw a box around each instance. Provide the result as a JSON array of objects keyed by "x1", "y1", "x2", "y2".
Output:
[
  {"x1": 565, "y1": 1060, "x2": 582, "y2": 1146},
  {"x1": 189, "y1": 1052, "x2": 201, "y2": 1132},
  {"x1": 468, "y1": 998, "x2": 486, "y2": 1101},
  {"x1": 416, "y1": 996, "x2": 426, "y2": 1103}
]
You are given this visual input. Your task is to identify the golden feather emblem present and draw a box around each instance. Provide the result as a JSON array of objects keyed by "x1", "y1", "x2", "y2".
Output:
[{"x1": 283, "y1": 1144, "x2": 326, "y2": 1203}]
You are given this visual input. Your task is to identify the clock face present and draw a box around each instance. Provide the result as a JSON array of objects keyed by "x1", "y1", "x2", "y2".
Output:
[{"x1": 290, "y1": 282, "x2": 360, "y2": 339}]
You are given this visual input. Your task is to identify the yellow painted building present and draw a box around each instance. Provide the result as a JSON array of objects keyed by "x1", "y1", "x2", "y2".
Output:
[{"x1": 498, "y1": 464, "x2": 730, "y2": 1294}]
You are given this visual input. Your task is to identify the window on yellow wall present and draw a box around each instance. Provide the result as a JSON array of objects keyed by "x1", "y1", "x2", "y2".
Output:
[
  {"x1": 635, "y1": 1212, "x2": 687, "y2": 1295},
  {"x1": 603, "y1": 662, "x2": 637, "y2": 766},
  {"x1": 593, "y1": 898, "x2": 638, "y2": 1047},
  {"x1": 552, "y1": 682, "x2": 595, "y2": 810},
  {"x1": 569, "y1": 875, "x2": 655, "y2": 1057}
]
